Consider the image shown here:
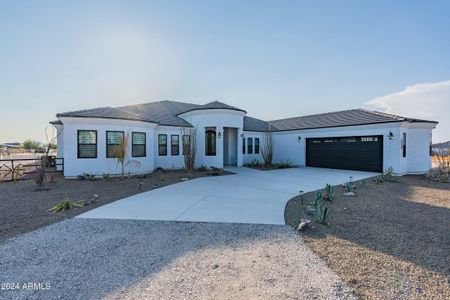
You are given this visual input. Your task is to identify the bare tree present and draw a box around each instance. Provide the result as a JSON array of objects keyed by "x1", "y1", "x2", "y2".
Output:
[
  {"x1": 35, "y1": 126, "x2": 60, "y2": 189},
  {"x1": 181, "y1": 127, "x2": 197, "y2": 177},
  {"x1": 110, "y1": 133, "x2": 141, "y2": 179},
  {"x1": 261, "y1": 125, "x2": 273, "y2": 166},
  {"x1": 115, "y1": 134, "x2": 129, "y2": 179}
]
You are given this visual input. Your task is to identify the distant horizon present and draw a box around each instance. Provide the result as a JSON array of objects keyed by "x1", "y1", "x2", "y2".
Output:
[{"x1": 1, "y1": 1, "x2": 449, "y2": 143}]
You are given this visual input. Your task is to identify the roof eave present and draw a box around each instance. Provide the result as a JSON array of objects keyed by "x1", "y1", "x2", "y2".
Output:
[
  {"x1": 176, "y1": 107, "x2": 247, "y2": 116},
  {"x1": 56, "y1": 115, "x2": 159, "y2": 124}
]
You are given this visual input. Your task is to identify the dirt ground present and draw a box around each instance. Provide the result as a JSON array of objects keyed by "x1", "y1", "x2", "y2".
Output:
[
  {"x1": 285, "y1": 175, "x2": 450, "y2": 300},
  {"x1": 0, "y1": 169, "x2": 228, "y2": 244}
]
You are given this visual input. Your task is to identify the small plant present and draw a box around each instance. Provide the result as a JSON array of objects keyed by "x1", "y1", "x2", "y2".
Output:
[
  {"x1": 383, "y1": 167, "x2": 396, "y2": 182},
  {"x1": 159, "y1": 171, "x2": 165, "y2": 182},
  {"x1": 361, "y1": 179, "x2": 367, "y2": 186},
  {"x1": 249, "y1": 159, "x2": 260, "y2": 167},
  {"x1": 198, "y1": 164, "x2": 208, "y2": 171},
  {"x1": 426, "y1": 168, "x2": 450, "y2": 183},
  {"x1": 373, "y1": 167, "x2": 397, "y2": 184},
  {"x1": 315, "y1": 200, "x2": 329, "y2": 225},
  {"x1": 102, "y1": 173, "x2": 110, "y2": 180},
  {"x1": 312, "y1": 191, "x2": 323, "y2": 207},
  {"x1": 83, "y1": 173, "x2": 96, "y2": 181},
  {"x1": 374, "y1": 175, "x2": 385, "y2": 184},
  {"x1": 278, "y1": 160, "x2": 292, "y2": 169},
  {"x1": 324, "y1": 184, "x2": 334, "y2": 201},
  {"x1": 344, "y1": 181, "x2": 354, "y2": 193},
  {"x1": 48, "y1": 199, "x2": 84, "y2": 212}
]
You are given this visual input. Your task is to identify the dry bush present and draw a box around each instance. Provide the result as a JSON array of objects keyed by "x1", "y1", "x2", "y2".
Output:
[
  {"x1": 426, "y1": 148, "x2": 450, "y2": 183},
  {"x1": 261, "y1": 126, "x2": 274, "y2": 166},
  {"x1": 181, "y1": 127, "x2": 197, "y2": 177}
]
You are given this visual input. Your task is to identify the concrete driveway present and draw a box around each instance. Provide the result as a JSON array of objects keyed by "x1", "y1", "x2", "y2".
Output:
[{"x1": 78, "y1": 167, "x2": 377, "y2": 225}]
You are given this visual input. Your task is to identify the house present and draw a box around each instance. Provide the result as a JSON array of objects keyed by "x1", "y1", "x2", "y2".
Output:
[
  {"x1": 51, "y1": 100, "x2": 437, "y2": 177},
  {"x1": 432, "y1": 141, "x2": 450, "y2": 155}
]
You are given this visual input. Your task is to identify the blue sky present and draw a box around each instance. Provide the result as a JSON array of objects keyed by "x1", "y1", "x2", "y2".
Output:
[{"x1": 1, "y1": 0, "x2": 449, "y2": 142}]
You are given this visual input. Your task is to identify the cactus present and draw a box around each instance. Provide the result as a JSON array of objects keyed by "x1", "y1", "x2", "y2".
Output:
[
  {"x1": 345, "y1": 181, "x2": 353, "y2": 193},
  {"x1": 315, "y1": 200, "x2": 329, "y2": 224},
  {"x1": 312, "y1": 191, "x2": 323, "y2": 207},
  {"x1": 324, "y1": 184, "x2": 334, "y2": 201}
]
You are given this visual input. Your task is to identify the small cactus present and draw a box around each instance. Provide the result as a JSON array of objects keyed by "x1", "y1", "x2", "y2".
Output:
[
  {"x1": 315, "y1": 200, "x2": 329, "y2": 224},
  {"x1": 312, "y1": 191, "x2": 323, "y2": 207},
  {"x1": 324, "y1": 184, "x2": 334, "y2": 201}
]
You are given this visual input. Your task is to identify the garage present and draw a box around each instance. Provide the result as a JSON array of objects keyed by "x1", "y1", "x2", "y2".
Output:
[{"x1": 306, "y1": 135, "x2": 383, "y2": 172}]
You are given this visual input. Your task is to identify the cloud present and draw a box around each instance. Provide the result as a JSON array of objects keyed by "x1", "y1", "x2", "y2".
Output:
[{"x1": 366, "y1": 80, "x2": 450, "y2": 143}]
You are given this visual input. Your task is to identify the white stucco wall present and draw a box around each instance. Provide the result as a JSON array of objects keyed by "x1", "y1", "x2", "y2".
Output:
[
  {"x1": 242, "y1": 131, "x2": 264, "y2": 164},
  {"x1": 403, "y1": 124, "x2": 433, "y2": 173},
  {"x1": 58, "y1": 117, "x2": 156, "y2": 177},
  {"x1": 179, "y1": 109, "x2": 245, "y2": 168},
  {"x1": 271, "y1": 122, "x2": 435, "y2": 174},
  {"x1": 154, "y1": 126, "x2": 187, "y2": 170}
]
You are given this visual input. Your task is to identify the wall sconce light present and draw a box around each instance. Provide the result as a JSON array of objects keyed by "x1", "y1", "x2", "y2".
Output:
[
  {"x1": 218, "y1": 132, "x2": 222, "y2": 139},
  {"x1": 240, "y1": 133, "x2": 244, "y2": 138},
  {"x1": 388, "y1": 131, "x2": 394, "y2": 140},
  {"x1": 298, "y1": 136, "x2": 302, "y2": 142}
]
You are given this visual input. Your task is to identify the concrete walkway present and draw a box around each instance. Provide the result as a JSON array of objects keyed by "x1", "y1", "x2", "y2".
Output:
[{"x1": 78, "y1": 167, "x2": 377, "y2": 225}]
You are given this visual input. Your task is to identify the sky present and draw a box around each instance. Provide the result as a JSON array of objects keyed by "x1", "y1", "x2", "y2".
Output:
[{"x1": 1, "y1": 0, "x2": 449, "y2": 143}]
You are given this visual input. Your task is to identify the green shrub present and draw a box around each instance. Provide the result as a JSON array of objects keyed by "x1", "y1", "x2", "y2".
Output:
[
  {"x1": 249, "y1": 159, "x2": 260, "y2": 167},
  {"x1": 383, "y1": 167, "x2": 396, "y2": 182},
  {"x1": 48, "y1": 199, "x2": 84, "y2": 212},
  {"x1": 102, "y1": 173, "x2": 110, "y2": 180},
  {"x1": 373, "y1": 167, "x2": 397, "y2": 184},
  {"x1": 278, "y1": 160, "x2": 292, "y2": 169},
  {"x1": 198, "y1": 165, "x2": 208, "y2": 171}
]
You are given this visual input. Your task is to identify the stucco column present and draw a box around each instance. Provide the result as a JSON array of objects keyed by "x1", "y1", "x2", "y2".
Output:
[
  {"x1": 217, "y1": 126, "x2": 224, "y2": 168},
  {"x1": 237, "y1": 128, "x2": 243, "y2": 167}
]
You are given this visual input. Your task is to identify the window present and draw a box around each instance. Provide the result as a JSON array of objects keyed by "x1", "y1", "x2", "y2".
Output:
[
  {"x1": 361, "y1": 137, "x2": 378, "y2": 142},
  {"x1": 343, "y1": 138, "x2": 356, "y2": 143},
  {"x1": 182, "y1": 135, "x2": 190, "y2": 155},
  {"x1": 171, "y1": 135, "x2": 179, "y2": 156},
  {"x1": 132, "y1": 132, "x2": 146, "y2": 157},
  {"x1": 402, "y1": 132, "x2": 407, "y2": 157},
  {"x1": 429, "y1": 137, "x2": 432, "y2": 156},
  {"x1": 255, "y1": 138, "x2": 260, "y2": 154},
  {"x1": 205, "y1": 129, "x2": 216, "y2": 156},
  {"x1": 242, "y1": 138, "x2": 246, "y2": 154},
  {"x1": 247, "y1": 137, "x2": 253, "y2": 154},
  {"x1": 106, "y1": 131, "x2": 124, "y2": 158},
  {"x1": 78, "y1": 130, "x2": 97, "y2": 158},
  {"x1": 158, "y1": 134, "x2": 167, "y2": 156}
]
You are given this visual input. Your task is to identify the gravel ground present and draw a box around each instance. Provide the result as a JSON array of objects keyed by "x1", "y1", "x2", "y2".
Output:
[
  {"x1": 285, "y1": 175, "x2": 450, "y2": 299},
  {"x1": 0, "y1": 170, "x2": 226, "y2": 243},
  {"x1": 0, "y1": 219, "x2": 355, "y2": 300}
]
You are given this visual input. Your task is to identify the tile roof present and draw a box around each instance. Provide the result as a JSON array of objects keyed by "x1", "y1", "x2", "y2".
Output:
[
  {"x1": 55, "y1": 102, "x2": 437, "y2": 131},
  {"x1": 268, "y1": 108, "x2": 437, "y2": 131},
  {"x1": 56, "y1": 100, "x2": 246, "y2": 127}
]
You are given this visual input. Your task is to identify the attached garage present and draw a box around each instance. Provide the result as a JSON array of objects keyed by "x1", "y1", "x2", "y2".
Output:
[{"x1": 306, "y1": 135, "x2": 383, "y2": 172}]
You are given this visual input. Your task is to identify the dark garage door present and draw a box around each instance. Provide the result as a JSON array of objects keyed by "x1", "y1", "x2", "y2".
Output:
[{"x1": 306, "y1": 136, "x2": 383, "y2": 172}]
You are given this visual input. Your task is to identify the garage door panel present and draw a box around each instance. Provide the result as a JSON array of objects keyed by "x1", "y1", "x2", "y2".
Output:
[{"x1": 306, "y1": 136, "x2": 383, "y2": 172}]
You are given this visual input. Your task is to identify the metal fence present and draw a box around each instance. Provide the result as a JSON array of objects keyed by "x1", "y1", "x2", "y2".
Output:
[{"x1": 0, "y1": 156, "x2": 64, "y2": 182}]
